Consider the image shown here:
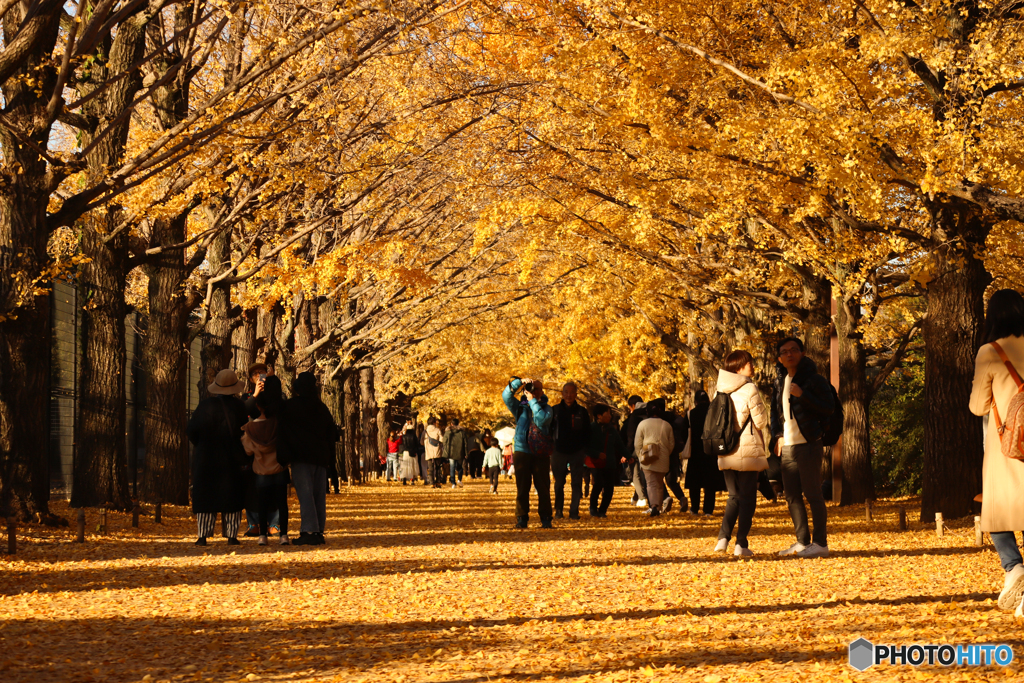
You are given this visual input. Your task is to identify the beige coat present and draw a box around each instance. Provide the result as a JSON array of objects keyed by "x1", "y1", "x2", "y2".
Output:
[
  {"x1": 969, "y1": 335, "x2": 1024, "y2": 532},
  {"x1": 715, "y1": 370, "x2": 769, "y2": 472},
  {"x1": 635, "y1": 416, "x2": 675, "y2": 474},
  {"x1": 424, "y1": 425, "x2": 443, "y2": 460}
]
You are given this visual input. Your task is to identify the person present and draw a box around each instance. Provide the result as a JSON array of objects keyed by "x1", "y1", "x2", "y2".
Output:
[
  {"x1": 279, "y1": 371, "x2": 338, "y2": 546},
  {"x1": 770, "y1": 337, "x2": 834, "y2": 558},
  {"x1": 969, "y1": 289, "x2": 1024, "y2": 614},
  {"x1": 442, "y1": 418, "x2": 469, "y2": 487},
  {"x1": 467, "y1": 430, "x2": 484, "y2": 479},
  {"x1": 684, "y1": 391, "x2": 724, "y2": 515},
  {"x1": 241, "y1": 375, "x2": 290, "y2": 546},
  {"x1": 417, "y1": 417, "x2": 432, "y2": 486},
  {"x1": 424, "y1": 416, "x2": 445, "y2": 488},
  {"x1": 385, "y1": 430, "x2": 402, "y2": 482},
  {"x1": 187, "y1": 368, "x2": 249, "y2": 546},
  {"x1": 502, "y1": 442, "x2": 514, "y2": 478},
  {"x1": 663, "y1": 407, "x2": 690, "y2": 513},
  {"x1": 483, "y1": 436, "x2": 503, "y2": 494},
  {"x1": 400, "y1": 418, "x2": 421, "y2": 484},
  {"x1": 587, "y1": 403, "x2": 626, "y2": 517},
  {"x1": 712, "y1": 350, "x2": 769, "y2": 557},
  {"x1": 634, "y1": 398, "x2": 675, "y2": 517},
  {"x1": 241, "y1": 362, "x2": 280, "y2": 537},
  {"x1": 502, "y1": 377, "x2": 554, "y2": 528},
  {"x1": 621, "y1": 395, "x2": 649, "y2": 506},
  {"x1": 551, "y1": 381, "x2": 591, "y2": 520}
]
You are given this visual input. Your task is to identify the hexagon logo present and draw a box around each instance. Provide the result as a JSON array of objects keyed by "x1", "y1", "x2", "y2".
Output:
[{"x1": 849, "y1": 638, "x2": 874, "y2": 671}]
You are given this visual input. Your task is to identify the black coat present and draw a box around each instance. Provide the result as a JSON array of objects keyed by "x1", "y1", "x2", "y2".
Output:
[
  {"x1": 552, "y1": 400, "x2": 591, "y2": 452},
  {"x1": 187, "y1": 395, "x2": 249, "y2": 514},
  {"x1": 279, "y1": 395, "x2": 338, "y2": 469},
  {"x1": 621, "y1": 408, "x2": 647, "y2": 458},
  {"x1": 769, "y1": 356, "x2": 834, "y2": 452},
  {"x1": 683, "y1": 402, "x2": 725, "y2": 492}
]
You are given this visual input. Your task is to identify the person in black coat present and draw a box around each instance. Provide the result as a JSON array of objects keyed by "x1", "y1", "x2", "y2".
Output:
[
  {"x1": 683, "y1": 390, "x2": 725, "y2": 515},
  {"x1": 187, "y1": 368, "x2": 250, "y2": 546},
  {"x1": 279, "y1": 371, "x2": 339, "y2": 546},
  {"x1": 620, "y1": 395, "x2": 649, "y2": 504}
]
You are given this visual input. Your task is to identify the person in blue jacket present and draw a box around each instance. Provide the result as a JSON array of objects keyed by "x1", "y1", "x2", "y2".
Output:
[{"x1": 502, "y1": 377, "x2": 554, "y2": 528}]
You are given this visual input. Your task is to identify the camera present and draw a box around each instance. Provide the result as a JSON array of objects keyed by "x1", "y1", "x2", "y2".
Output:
[{"x1": 522, "y1": 381, "x2": 535, "y2": 394}]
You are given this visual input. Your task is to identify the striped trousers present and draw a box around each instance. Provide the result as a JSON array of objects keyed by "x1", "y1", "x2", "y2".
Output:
[{"x1": 196, "y1": 511, "x2": 242, "y2": 539}]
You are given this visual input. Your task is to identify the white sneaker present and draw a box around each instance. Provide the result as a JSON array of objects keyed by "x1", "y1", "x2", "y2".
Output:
[
  {"x1": 1000, "y1": 565, "x2": 1024, "y2": 609},
  {"x1": 778, "y1": 542, "x2": 807, "y2": 556},
  {"x1": 258, "y1": 535, "x2": 268, "y2": 546},
  {"x1": 734, "y1": 546, "x2": 753, "y2": 558},
  {"x1": 714, "y1": 538, "x2": 729, "y2": 553},
  {"x1": 661, "y1": 497, "x2": 674, "y2": 513},
  {"x1": 635, "y1": 499, "x2": 648, "y2": 508},
  {"x1": 796, "y1": 543, "x2": 830, "y2": 558},
  {"x1": 452, "y1": 484, "x2": 457, "y2": 489},
  {"x1": 279, "y1": 534, "x2": 290, "y2": 545}
]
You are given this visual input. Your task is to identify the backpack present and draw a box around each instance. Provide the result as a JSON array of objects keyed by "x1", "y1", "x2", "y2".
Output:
[
  {"x1": 702, "y1": 391, "x2": 749, "y2": 456},
  {"x1": 990, "y1": 341, "x2": 1024, "y2": 461},
  {"x1": 524, "y1": 403, "x2": 553, "y2": 456},
  {"x1": 821, "y1": 383, "x2": 844, "y2": 447}
]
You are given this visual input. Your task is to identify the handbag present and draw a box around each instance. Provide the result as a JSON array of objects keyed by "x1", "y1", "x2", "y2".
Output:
[{"x1": 989, "y1": 341, "x2": 1024, "y2": 461}]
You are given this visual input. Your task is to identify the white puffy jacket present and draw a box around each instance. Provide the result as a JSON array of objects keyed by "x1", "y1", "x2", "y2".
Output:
[{"x1": 715, "y1": 369, "x2": 769, "y2": 472}]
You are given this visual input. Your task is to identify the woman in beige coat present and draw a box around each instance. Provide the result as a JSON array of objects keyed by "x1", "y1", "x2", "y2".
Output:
[
  {"x1": 713, "y1": 350, "x2": 769, "y2": 557},
  {"x1": 969, "y1": 289, "x2": 1024, "y2": 615}
]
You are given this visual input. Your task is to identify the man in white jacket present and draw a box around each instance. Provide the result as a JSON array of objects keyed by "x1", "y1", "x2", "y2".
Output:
[{"x1": 634, "y1": 398, "x2": 675, "y2": 517}]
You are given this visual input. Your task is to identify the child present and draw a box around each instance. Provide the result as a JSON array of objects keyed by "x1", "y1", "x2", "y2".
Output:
[{"x1": 483, "y1": 436, "x2": 503, "y2": 494}]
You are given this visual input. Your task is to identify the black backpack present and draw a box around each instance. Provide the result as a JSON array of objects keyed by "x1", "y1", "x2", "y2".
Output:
[
  {"x1": 702, "y1": 391, "x2": 750, "y2": 456},
  {"x1": 821, "y1": 383, "x2": 844, "y2": 447}
]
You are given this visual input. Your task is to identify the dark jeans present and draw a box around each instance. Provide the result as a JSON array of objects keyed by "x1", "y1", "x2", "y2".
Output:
[
  {"x1": 589, "y1": 467, "x2": 616, "y2": 514},
  {"x1": 247, "y1": 506, "x2": 279, "y2": 530},
  {"x1": 513, "y1": 451, "x2": 552, "y2": 520},
  {"x1": 552, "y1": 449, "x2": 585, "y2": 517},
  {"x1": 430, "y1": 458, "x2": 446, "y2": 486},
  {"x1": 992, "y1": 532, "x2": 1023, "y2": 572},
  {"x1": 489, "y1": 466, "x2": 501, "y2": 490},
  {"x1": 256, "y1": 471, "x2": 289, "y2": 536},
  {"x1": 665, "y1": 456, "x2": 685, "y2": 502},
  {"x1": 449, "y1": 458, "x2": 463, "y2": 484},
  {"x1": 719, "y1": 470, "x2": 759, "y2": 548},
  {"x1": 689, "y1": 487, "x2": 716, "y2": 514},
  {"x1": 781, "y1": 439, "x2": 828, "y2": 547}
]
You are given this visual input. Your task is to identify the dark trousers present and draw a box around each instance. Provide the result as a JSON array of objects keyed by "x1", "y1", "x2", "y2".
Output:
[
  {"x1": 588, "y1": 467, "x2": 616, "y2": 514},
  {"x1": 552, "y1": 449, "x2": 585, "y2": 517},
  {"x1": 489, "y1": 466, "x2": 501, "y2": 490},
  {"x1": 665, "y1": 457, "x2": 685, "y2": 502},
  {"x1": 513, "y1": 451, "x2": 552, "y2": 520},
  {"x1": 718, "y1": 470, "x2": 759, "y2": 548},
  {"x1": 781, "y1": 439, "x2": 828, "y2": 547},
  {"x1": 689, "y1": 487, "x2": 716, "y2": 514},
  {"x1": 256, "y1": 471, "x2": 289, "y2": 536},
  {"x1": 430, "y1": 458, "x2": 446, "y2": 486}
]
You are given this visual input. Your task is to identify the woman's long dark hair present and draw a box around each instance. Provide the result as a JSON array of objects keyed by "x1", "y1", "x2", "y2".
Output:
[
  {"x1": 984, "y1": 289, "x2": 1024, "y2": 344},
  {"x1": 256, "y1": 375, "x2": 284, "y2": 418}
]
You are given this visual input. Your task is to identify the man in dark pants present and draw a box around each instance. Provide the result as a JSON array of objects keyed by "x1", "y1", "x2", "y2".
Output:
[
  {"x1": 551, "y1": 381, "x2": 591, "y2": 520},
  {"x1": 502, "y1": 377, "x2": 554, "y2": 528},
  {"x1": 621, "y1": 395, "x2": 649, "y2": 506},
  {"x1": 770, "y1": 337, "x2": 834, "y2": 559}
]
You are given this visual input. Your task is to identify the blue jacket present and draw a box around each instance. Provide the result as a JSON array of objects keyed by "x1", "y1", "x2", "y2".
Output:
[{"x1": 501, "y1": 378, "x2": 553, "y2": 453}]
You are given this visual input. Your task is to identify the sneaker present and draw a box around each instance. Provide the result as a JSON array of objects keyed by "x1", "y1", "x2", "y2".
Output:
[
  {"x1": 1016, "y1": 594, "x2": 1024, "y2": 619},
  {"x1": 292, "y1": 532, "x2": 318, "y2": 546},
  {"x1": 642, "y1": 507, "x2": 660, "y2": 517},
  {"x1": 194, "y1": 537, "x2": 207, "y2": 546},
  {"x1": 493, "y1": 489, "x2": 499, "y2": 495},
  {"x1": 999, "y1": 565, "x2": 1024, "y2": 610},
  {"x1": 796, "y1": 543, "x2": 830, "y2": 558},
  {"x1": 226, "y1": 537, "x2": 240, "y2": 545},
  {"x1": 734, "y1": 546, "x2": 753, "y2": 558},
  {"x1": 279, "y1": 534, "x2": 290, "y2": 545},
  {"x1": 515, "y1": 516, "x2": 528, "y2": 529},
  {"x1": 258, "y1": 535, "x2": 268, "y2": 546},
  {"x1": 778, "y1": 542, "x2": 807, "y2": 556},
  {"x1": 541, "y1": 519, "x2": 553, "y2": 528},
  {"x1": 589, "y1": 508, "x2": 599, "y2": 517},
  {"x1": 314, "y1": 533, "x2": 326, "y2": 546},
  {"x1": 568, "y1": 514, "x2": 580, "y2": 521},
  {"x1": 554, "y1": 511, "x2": 564, "y2": 519},
  {"x1": 243, "y1": 525, "x2": 260, "y2": 537},
  {"x1": 714, "y1": 538, "x2": 729, "y2": 553},
  {"x1": 661, "y1": 497, "x2": 674, "y2": 514},
  {"x1": 635, "y1": 499, "x2": 648, "y2": 508},
  {"x1": 452, "y1": 484, "x2": 457, "y2": 489}
]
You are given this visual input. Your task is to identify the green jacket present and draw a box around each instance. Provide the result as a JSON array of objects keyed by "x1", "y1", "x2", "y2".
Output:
[{"x1": 442, "y1": 427, "x2": 469, "y2": 461}]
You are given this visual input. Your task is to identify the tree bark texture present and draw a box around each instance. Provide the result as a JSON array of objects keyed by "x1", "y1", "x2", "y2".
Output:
[
  {"x1": 199, "y1": 230, "x2": 235, "y2": 400},
  {"x1": 322, "y1": 377, "x2": 346, "y2": 482},
  {"x1": 836, "y1": 300, "x2": 874, "y2": 505},
  {"x1": 343, "y1": 369, "x2": 361, "y2": 483},
  {"x1": 359, "y1": 366, "x2": 379, "y2": 467}
]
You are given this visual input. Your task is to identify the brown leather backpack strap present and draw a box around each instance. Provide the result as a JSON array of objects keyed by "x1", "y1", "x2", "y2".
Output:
[{"x1": 991, "y1": 342, "x2": 1024, "y2": 390}]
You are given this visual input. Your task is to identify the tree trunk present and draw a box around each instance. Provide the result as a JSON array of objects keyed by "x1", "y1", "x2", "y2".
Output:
[
  {"x1": 322, "y1": 376, "x2": 346, "y2": 481},
  {"x1": 360, "y1": 366, "x2": 379, "y2": 468},
  {"x1": 920, "y1": 211, "x2": 990, "y2": 521},
  {"x1": 139, "y1": 215, "x2": 191, "y2": 506},
  {"x1": 199, "y1": 230, "x2": 235, "y2": 399},
  {"x1": 343, "y1": 368, "x2": 361, "y2": 483},
  {"x1": 836, "y1": 299, "x2": 874, "y2": 505}
]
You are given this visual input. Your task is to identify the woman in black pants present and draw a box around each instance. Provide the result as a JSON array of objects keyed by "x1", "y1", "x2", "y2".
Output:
[
  {"x1": 684, "y1": 391, "x2": 724, "y2": 514},
  {"x1": 241, "y1": 376, "x2": 290, "y2": 546}
]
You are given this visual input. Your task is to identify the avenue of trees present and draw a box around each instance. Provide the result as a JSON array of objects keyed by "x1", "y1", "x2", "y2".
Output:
[{"x1": 3, "y1": 0, "x2": 1024, "y2": 523}]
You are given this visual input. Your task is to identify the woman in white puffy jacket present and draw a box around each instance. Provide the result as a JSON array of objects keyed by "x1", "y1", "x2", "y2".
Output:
[{"x1": 713, "y1": 350, "x2": 769, "y2": 557}]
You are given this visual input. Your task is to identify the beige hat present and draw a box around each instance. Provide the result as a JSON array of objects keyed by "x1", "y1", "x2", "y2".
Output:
[{"x1": 208, "y1": 368, "x2": 246, "y2": 395}]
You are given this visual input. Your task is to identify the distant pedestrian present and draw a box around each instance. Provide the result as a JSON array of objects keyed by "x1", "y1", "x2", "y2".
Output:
[
  {"x1": 551, "y1": 381, "x2": 591, "y2": 520},
  {"x1": 771, "y1": 337, "x2": 834, "y2": 558},
  {"x1": 241, "y1": 376, "x2": 290, "y2": 546},
  {"x1": 442, "y1": 419, "x2": 469, "y2": 488},
  {"x1": 634, "y1": 398, "x2": 674, "y2": 517},
  {"x1": 712, "y1": 351, "x2": 769, "y2": 557},
  {"x1": 400, "y1": 418, "x2": 420, "y2": 484},
  {"x1": 502, "y1": 377, "x2": 554, "y2": 528},
  {"x1": 969, "y1": 289, "x2": 1024, "y2": 614},
  {"x1": 187, "y1": 369, "x2": 249, "y2": 546},
  {"x1": 424, "y1": 417, "x2": 445, "y2": 488},
  {"x1": 483, "y1": 436, "x2": 503, "y2": 493},
  {"x1": 684, "y1": 391, "x2": 723, "y2": 515},
  {"x1": 386, "y1": 430, "x2": 401, "y2": 482},
  {"x1": 621, "y1": 395, "x2": 649, "y2": 507},
  {"x1": 586, "y1": 403, "x2": 626, "y2": 517}
]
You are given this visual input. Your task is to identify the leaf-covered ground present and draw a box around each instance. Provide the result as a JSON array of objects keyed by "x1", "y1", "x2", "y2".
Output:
[{"x1": 0, "y1": 478, "x2": 1018, "y2": 682}]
